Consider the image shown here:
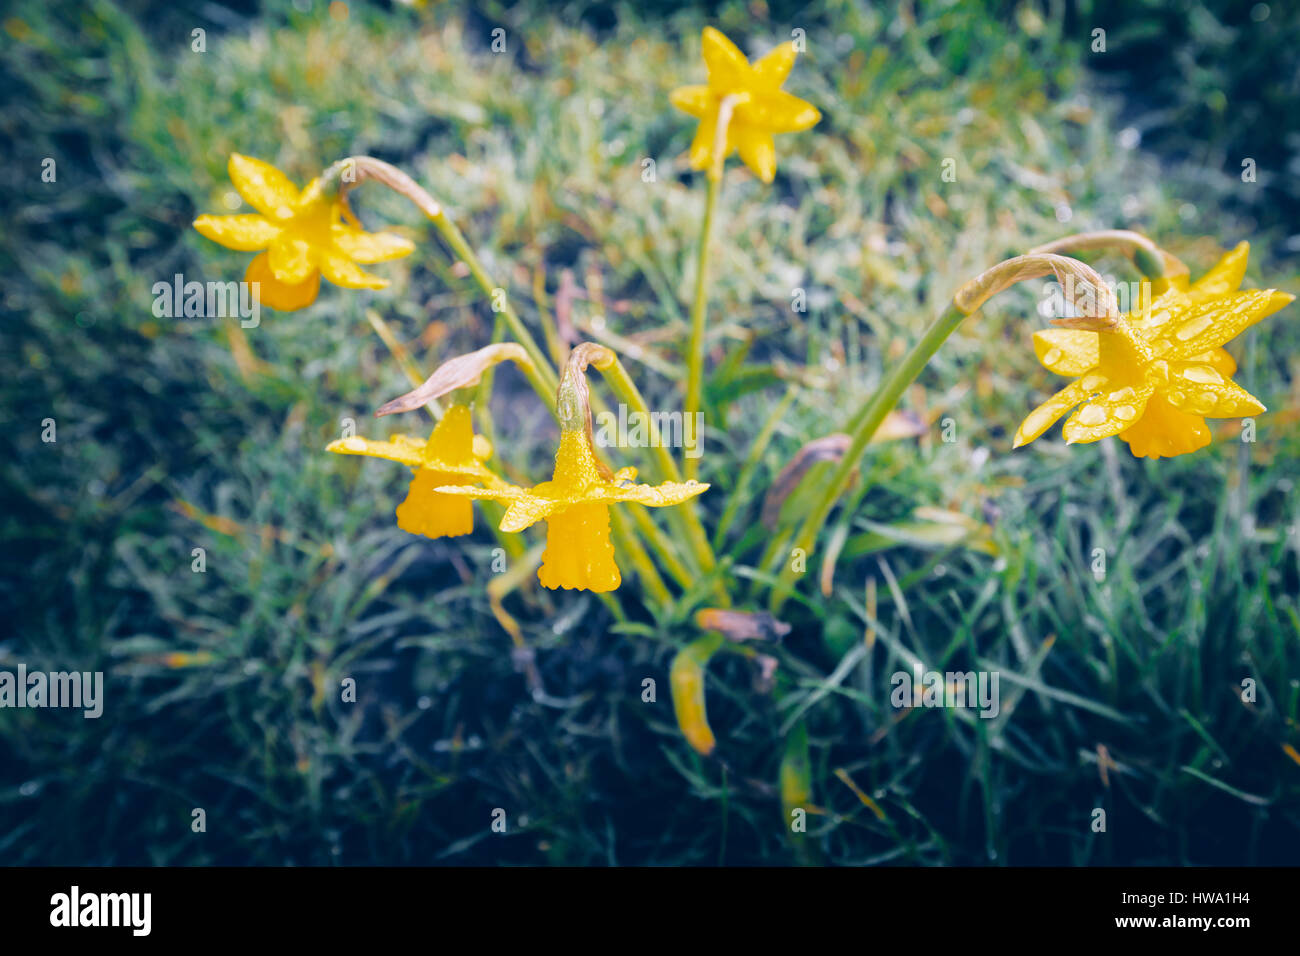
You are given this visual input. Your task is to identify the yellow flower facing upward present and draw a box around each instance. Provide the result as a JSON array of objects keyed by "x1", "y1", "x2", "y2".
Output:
[
  {"x1": 670, "y1": 26, "x2": 821, "y2": 183},
  {"x1": 327, "y1": 404, "x2": 498, "y2": 539},
  {"x1": 436, "y1": 429, "x2": 709, "y2": 592},
  {"x1": 194, "y1": 153, "x2": 414, "y2": 311},
  {"x1": 1017, "y1": 242, "x2": 1293, "y2": 458}
]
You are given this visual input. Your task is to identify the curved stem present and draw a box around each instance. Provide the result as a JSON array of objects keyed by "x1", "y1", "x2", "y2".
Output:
[
  {"x1": 767, "y1": 253, "x2": 1118, "y2": 612},
  {"x1": 429, "y1": 212, "x2": 559, "y2": 404},
  {"x1": 335, "y1": 156, "x2": 558, "y2": 409}
]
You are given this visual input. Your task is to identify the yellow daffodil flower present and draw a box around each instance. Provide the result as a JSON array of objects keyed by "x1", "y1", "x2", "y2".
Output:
[
  {"x1": 1017, "y1": 243, "x2": 1293, "y2": 457},
  {"x1": 436, "y1": 428, "x2": 708, "y2": 592},
  {"x1": 327, "y1": 404, "x2": 498, "y2": 539},
  {"x1": 194, "y1": 153, "x2": 414, "y2": 311},
  {"x1": 670, "y1": 26, "x2": 820, "y2": 183}
]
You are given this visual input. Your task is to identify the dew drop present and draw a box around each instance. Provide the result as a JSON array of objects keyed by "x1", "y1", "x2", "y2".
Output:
[
  {"x1": 1181, "y1": 364, "x2": 1223, "y2": 385},
  {"x1": 1077, "y1": 404, "x2": 1107, "y2": 426},
  {"x1": 1176, "y1": 315, "x2": 1214, "y2": 341}
]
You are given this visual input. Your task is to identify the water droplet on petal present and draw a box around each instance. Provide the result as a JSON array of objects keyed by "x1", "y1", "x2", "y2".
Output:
[
  {"x1": 1181, "y1": 364, "x2": 1222, "y2": 385},
  {"x1": 1077, "y1": 404, "x2": 1107, "y2": 426}
]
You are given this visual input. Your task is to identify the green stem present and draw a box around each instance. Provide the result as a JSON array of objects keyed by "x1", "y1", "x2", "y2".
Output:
[
  {"x1": 769, "y1": 304, "x2": 968, "y2": 612},
  {"x1": 683, "y1": 175, "x2": 720, "y2": 482},
  {"x1": 428, "y1": 209, "x2": 559, "y2": 406}
]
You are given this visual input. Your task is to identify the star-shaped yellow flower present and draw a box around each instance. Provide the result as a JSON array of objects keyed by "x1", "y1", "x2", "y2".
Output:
[
  {"x1": 670, "y1": 27, "x2": 821, "y2": 183},
  {"x1": 194, "y1": 153, "x2": 414, "y2": 311},
  {"x1": 327, "y1": 404, "x2": 498, "y2": 539},
  {"x1": 1016, "y1": 243, "x2": 1293, "y2": 458},
  {"x1": 436, "y1": 429, "x2": 709, "y2": 592}
]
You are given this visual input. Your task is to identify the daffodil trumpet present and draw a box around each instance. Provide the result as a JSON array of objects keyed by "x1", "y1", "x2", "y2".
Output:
[
  {"x1": 434, "y1": 344, "x2": 710, "y2": 593},
  {"x1": 769, "y1": 239, "x2": 1293, "y2": 612}
]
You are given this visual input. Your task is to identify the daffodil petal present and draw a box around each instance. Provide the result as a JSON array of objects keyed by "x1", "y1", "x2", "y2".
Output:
[
  {"x1": 687, "y1": 106, "x2": 722, "y2": 170},
  {"x1": 499, "y1": 495, "x2": 565, "y2": 533},
  {"x1": 1013, "y1": 379, "x2": 1091, "y2": 447},
  {"x1": 1188, "y1": 242, "x2": 1249, "y2": 299},
  {"x1": 330, "y1": 226, "x2": 415, "y2": 264},
  {"x1": 433, "y1": 482, "x2": 545, "y2": 527},
  {"x1": 1163, "y1": 289, "x2": 1294, "y2": 355},
  {"x1": 701, "y1": 26, "x2": 751, "y2": 88},
  {"x1": 1164, "y1": 367, "x2": 1265, "y2": 418},
  {"x1": 268, "y1": 237, "x2": 316, "y2": 284},
  {"x1": 1032, "y1": 328, "x2": 1098, "y2": 376},
  {"x1": 320, "y1": 253, "x2": 389, "y2": 290},
  {"x1": 244, "y1": 252, "x2": 319, "y2": 312},
  {"x1": 740, "y1": 89, "x2": 820, "y2": 133},
  {"x1": 669, "y1": 84, "x2": 714, "y2": 118},
  {"x1": 228, "y1": 153, "x2": 300, "y2": 218},
  {"x1": 751, "y1": 41, "x2": 797, "y2": 90},
  {"x1": 734, "y1": 125, "x2": 777, "y2": 183},
  {"x1": 1062, "y1": 379, "x2": 1155, "y2": 444},
  {"x1": 605, "y1": 480, "x2": 710, "y2": 509},
  {"x1": 193, "y1": 214, "x2": 280, "y2": 251},
  {"x1": 327, "y1": 433, "x2": 430, "y2": 468},
  {"x1": 329, "y1": 406, "x2": 489, "y2": 473},
  {"x1": 1188, "y1": 347, "x2": 1237, "y2": 377}
]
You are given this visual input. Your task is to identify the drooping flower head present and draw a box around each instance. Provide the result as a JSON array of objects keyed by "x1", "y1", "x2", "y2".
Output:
[
  {"x1": 437, "y1": 345, "x2": 710, "y2": 592},
  {"x1": 194, "y1": 154, "x2": 413, "y2": 311},
  {"x1": 1017, "y1": 242, "x2": 1293, "y2": 458},
  {"x1": 326, "y1": 345, "x2": 533, "y2": 538},
  {"x1": 328, "y1": 403, "x2": 497, "y2": 539},
  {"x1": 670, "y1": 27, "x2": 820, "y2": 183}
]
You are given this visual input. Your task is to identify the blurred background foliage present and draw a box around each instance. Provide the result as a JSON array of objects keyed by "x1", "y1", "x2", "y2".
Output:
[{"x1": 1, "y1": 0, "x2": 1298, "y2": 865}]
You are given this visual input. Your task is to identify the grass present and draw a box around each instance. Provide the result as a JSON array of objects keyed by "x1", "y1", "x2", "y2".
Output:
[{"x1": 2, "y1": 0, "x2": 1298, "y2": 865}]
